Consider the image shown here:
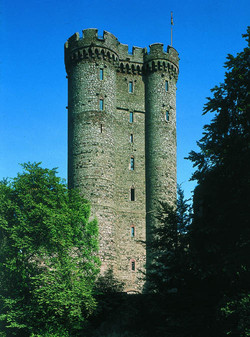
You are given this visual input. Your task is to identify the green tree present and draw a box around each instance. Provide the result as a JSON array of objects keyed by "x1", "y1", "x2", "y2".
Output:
[
  {"x1": 144, "y1": 191, "x2": 194, "y2": 337},
  {"x1": 0, "y1": 163, "x2": 100, "y2": 336},
  {"x1": 147, "y1": 186, "x2": 192, "y2": 294},
  {"x1": 188, "y1": 27, "x2": 250, "y2": 335},
  {"x1": 146, "y1": 202, "x2": 178, "y2": 294}
]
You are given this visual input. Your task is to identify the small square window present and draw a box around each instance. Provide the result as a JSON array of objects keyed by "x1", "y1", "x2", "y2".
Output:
[
  {"x1": 129, "y1": 112, "x2": 134, "y2": 123},
  {"x1": 100, "y1": 69, "x2": 104, "y2": 80},
  {"x1": 166, "y1": 111, "x2": 169, "y2": 121},
  {"x1": 129, "y1": 81, "x2": 133, "y2": 93},
  {"x1": 131, "y1": 188, "x2": 135, "y2": 201},
  {"x1": 165, "y1": 80, "x2": 169, "y2": 91},
  {"x1": 100, "y1": 99, "x2": 104, "y2": 111}
]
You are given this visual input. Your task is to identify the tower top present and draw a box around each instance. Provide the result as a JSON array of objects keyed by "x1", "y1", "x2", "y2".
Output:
[{"x1": 65, "y1": 28, "x2": 179, "y2": 74}]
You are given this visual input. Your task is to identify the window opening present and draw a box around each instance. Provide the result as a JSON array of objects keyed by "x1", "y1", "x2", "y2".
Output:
[
  {"x1": 100, "y1": 124, "x2": 103, "y2": 133},
  {"x1": 130, "y1": 157, "x2": 134, "y2": 170},
  {"x1": 129, "y1": 81, "x2": 133, "y2": 93},
  {"x1": 165, "y1": 80, "x2": 169, "y2": 91},
  {"x1": 131, "y1": 226, "x2": 135, "y2": 237},
  {"x1": 130, "y1": 134, "x2": 133, "y2": 143},
  {"x1": 100, "y1": 69, "x2": 104, "y2": 80},
  {"x1": 99, "y1": 99, "x2": 104, "y2": 111},
  {"x1": 166, "y1": 110, "x2": 169, "y2": 121},
  {"x1": 131, "y1": 188, "x2": 135, "y2": 201},
  {"x1": 129, "y1": 112, "x2": 134, "y2": 123},
  {"x1": 131, "y1": 260, "x2": 135, "y2": 271}
]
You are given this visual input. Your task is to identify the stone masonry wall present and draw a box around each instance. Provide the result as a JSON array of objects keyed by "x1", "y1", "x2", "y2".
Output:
[{"x1": 114, "y1": 68, "x2": 146, "y2": 292}]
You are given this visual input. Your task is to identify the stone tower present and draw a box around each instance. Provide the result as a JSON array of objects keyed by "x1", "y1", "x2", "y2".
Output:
[{"x1": 65, "y1": 29, "x2": 179, "y2": 293}]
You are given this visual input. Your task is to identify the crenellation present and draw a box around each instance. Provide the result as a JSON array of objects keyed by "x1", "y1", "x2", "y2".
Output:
[
  {"x1": 118, "y1": 43, "x2": 145, "y2": 63},
  {"x1": 82, "y1": 28, "x2": 98, "y2": 42},
  {"x1": 117, "y1": 43, "x2": 129, "y2": 58},
  {"x1": 148, "y1": 42, "x2": 164, "y2": 54},
  {"x1": 144, "y1": 44, "x2": 179, "y2": 75},
  {"x1": 67, "y1": 32, "x2": 80, "y2": 44},
  {"x1": 65, "y1": 29, "x2": 179, "y2": 293},
  {"x1": 102, "y1": 30, "x2": 119, "y2": 48}
]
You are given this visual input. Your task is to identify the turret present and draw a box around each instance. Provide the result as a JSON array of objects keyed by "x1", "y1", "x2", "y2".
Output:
[
  {"x1": 65, "y1": 29, "x2": 119, "y2": 270},
  {"x1": 144, "y1": 43, "x2": 179, "y2": 259}
]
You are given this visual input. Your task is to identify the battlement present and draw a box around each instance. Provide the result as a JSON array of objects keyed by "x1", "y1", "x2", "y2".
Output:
[
  {"x1": 118, "y1": 44, "x2": 146, "y2": 63},
  {"x1": 149, "y1": 43, "x2": 164, "y2": 55},
  {"x1": 65, "y1": 29, "x2": 121, "y2": 71},
  {"x1": 65, "y1": 29, "x2": 120, "y2": 54},
  {"x1": 65, "y1": 29, "x2": 179, "y2": 75},
  {"x1": 144, "y1": 43, "x2": 179, "y2": 71},
  {"x1": 65, "y1": 29, "x2": 146, "y2": 64}
]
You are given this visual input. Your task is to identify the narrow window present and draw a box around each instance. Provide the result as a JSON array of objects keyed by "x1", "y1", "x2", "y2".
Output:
[
  {"x1": 131, "y1": 188, "x2": 135, "y2": 201},
  {"x1": 129, "y1": 81, "x2": 133, "y2": 93},
  {"x1": 130, "y1": 157, "x2": 134, "y2": 170},
  {"x1": 131, "y1": 260, "x2": 135, "y2": 271},
  {"x1": 99, "y1": 99, "x2": 104, "y2": 111},
  {"x1": 130, "y1": 134, "x2": 133, "y2": 143},
  {"x1": 166, "y1": 110, "x2": 169, "y2": 121},
  {"x1": 165, "y1": 80, "x2": 169, "y2": 91},
  {"x1": 131, "y1": 226, "x2": 135, "y2": 237},
  {"x1": 100, "y1": 124, "x2": 103, "y2": 133},
  {"x1": 129, "y1": 112, "x2": 134, "y2": 123},
  {"x1": 100, "y1": 68, "x2": 104, "y2": 80}
]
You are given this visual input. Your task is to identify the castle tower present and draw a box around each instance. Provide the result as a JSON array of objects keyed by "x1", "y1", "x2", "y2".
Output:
[
  {"x1": 65, "y1": 29, "x2": 179, "y2": 292},
  {"x1": 65, "y1": 29, "x2": 119, "y2": 269},
  {"x1": 144, "y1": 44, "x2": 179, "y2": 257}
]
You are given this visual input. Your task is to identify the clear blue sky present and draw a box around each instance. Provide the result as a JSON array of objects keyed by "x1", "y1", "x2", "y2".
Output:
[{"x1": 0, "y1": 0, "x2": 249, "y2": 200}]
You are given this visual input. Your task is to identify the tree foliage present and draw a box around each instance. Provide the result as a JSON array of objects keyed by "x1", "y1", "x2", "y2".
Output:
[
  {"x1": 188, "y1": 27, "x2": 250, "y2": 284},
  {"x1": 188, "y1": 28, "x2": 249, "y2": 183},
  {"x1": 187, "y1": 27, "x2": 250, "y2": 335},
  {"x1": 147, "y1": 185, "x2": 191, "y2": 295},
  {"x1": 0, "y1": 163, "x2": 100, "y2": 336},
  {"x1": 147, "y1": 201, "x2": 178, "y2": 293},
  {"x1": 142, "y1": 188, "x2": 196, "y2": 336}
]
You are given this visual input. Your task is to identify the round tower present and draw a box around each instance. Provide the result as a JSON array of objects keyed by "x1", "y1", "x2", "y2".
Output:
[
  {"x1": 65, "y1": 29, "x2": 119, "y2": 271},
  {"x1": 144, "y1": 43, "x2": 179, "y2": 245}
]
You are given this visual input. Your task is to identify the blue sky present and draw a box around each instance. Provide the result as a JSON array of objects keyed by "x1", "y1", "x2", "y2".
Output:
[{"x1": 0, "y1": 0, "x2": 249, "y2": 200}]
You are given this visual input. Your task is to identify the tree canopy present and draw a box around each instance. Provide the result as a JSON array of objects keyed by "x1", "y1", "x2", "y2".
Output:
[
  {"x1": 0, "y1": 163, "x2": 100, "y2": 336},
  {"x1": 187, "y1": 27, "x2": 250, "y2": 336},
  {"x1": 188, "y1": 26, "x2": 250, "y2": 284},
  {"x1": 146, "y1": 185, "x2": 191, "y2": 295}
]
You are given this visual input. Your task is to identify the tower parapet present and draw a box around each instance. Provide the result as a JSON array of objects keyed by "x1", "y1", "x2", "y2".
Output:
[
  {"x1": 144, "y1": 43, "x2": 179, "y2": 78},
  {"x1": 65, "y1": 29, "x2": 120, "y2": 74}
]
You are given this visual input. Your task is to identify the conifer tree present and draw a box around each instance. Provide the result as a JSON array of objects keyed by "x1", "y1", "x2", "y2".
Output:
[
  {"x1": 188, "y1": 27, "x2": 250, "y2": 336},
  {"x1": 147, "y1": 186, "x2": 192, "y2": 294}
]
